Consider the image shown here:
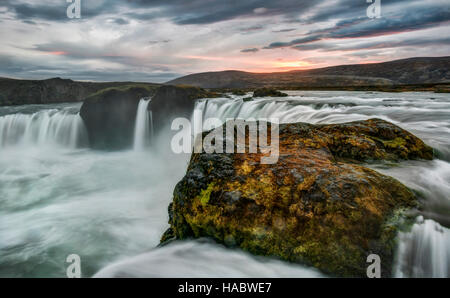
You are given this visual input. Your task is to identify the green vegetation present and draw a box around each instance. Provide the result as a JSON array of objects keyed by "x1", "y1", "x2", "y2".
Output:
[
  {"x1": 162, "y1": 118, "x2": 434, "y2": 277},
  {"x1": 86, "y1": 84, "x2": 157, "y2": 99},
  {"x1": 253, "y1": 88, "x2": 288, "y2": 97}
]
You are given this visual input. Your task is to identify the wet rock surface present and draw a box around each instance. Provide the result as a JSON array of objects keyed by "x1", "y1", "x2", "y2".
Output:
[
  {"x1": 253, "y1": 88, "x2": 288, "y2": 98},
  {"x1": 80, "y1": 86, "x2": 154, "y2": 149},
  {"x1": 150, "y1": 85, "x2": 220, "y2": 132},
  {"x1": 161, "y1": 118, "x2": 433, "y2": 277},
  {"x1": 80, "y1": 85, "x2": 219, "y2": 149},
  {"x1": 0, "y1": 77, "x2": 158, "y2": 106}
]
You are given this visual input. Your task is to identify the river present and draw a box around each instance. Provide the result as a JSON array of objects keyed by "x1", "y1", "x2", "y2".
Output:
[{"x1": 0, "y1": 91, "x2": 448, "y2": 277}]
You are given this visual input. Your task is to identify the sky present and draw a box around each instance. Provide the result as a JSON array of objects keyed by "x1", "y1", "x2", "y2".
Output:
[{"x1": 0, "y1": 0, "x2": 449, "y2": 83}]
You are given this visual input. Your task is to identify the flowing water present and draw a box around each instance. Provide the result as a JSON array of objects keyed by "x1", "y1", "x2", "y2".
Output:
[
  {"x1": 133, "y1": 99, "x2": 152, "y2": 151},
  {"x1": 0, "y1": 91, "x2": 448, "y2": 277},
  {"x1": 0, "y1": 104, "x2": 88, "y2": 149}
]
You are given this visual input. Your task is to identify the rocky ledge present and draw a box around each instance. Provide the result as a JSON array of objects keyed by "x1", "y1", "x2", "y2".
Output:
[
  {"x1": 161, "y1": 118, "x2": 433, "y2": 277},
  {"x1": 253, "y1": 88, "x2": 288, "y2": 98},
  {"x1": 150, "y1": 85, "x2": 221, "y2": 132},
  {"x1": 80, "y1": 85, "x2": 219, "y2": 149},
  {"x1": 80, "y1": 86, "x2": 155, "y2": 149}
]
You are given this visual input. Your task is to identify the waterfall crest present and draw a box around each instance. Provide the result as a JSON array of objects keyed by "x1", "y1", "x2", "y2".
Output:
[
  {"x1": 133, "y1": 98, "x2": 152, "y2": 151},
  {"x1": 194, "y1": 97, "x2": 337, "y2": 128},
  {"x1": 194, "y1": 95, "x2": 450, "y2": 278},
  {"x1": 0, "y1": 109, "x2": 88, "y2": 149},
  {"x1": 395, "y1": 216, "x2": 450, "y2": 278}
]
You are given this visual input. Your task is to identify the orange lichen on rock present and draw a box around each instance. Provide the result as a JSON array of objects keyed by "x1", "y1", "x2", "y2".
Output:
[{"x1": 161, "y1": 118, "x2": 433, "y2": 277}]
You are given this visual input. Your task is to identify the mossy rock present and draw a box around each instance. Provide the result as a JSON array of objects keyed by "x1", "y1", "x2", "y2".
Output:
[
  {"x1": 86, "y1": 84, "x2": 156, "y2": 101},
  {"x1": 80, "y1": 86, "x2": 155, "y2": 149},
  {"x1": 317, "y1": 118, "x2": 433, "y2": 161},
  {"x1": 253, "y1": 88, "x2": 288, "y2": 97},
  {"x1": 232, "y1": 90, "x2": 247, "y2": 96},
  {"x1": 150, "y1": 85, "x2": 221, "y2": 132},
  {"x1": 162, "y1": 118, "x2": 433, "y2": 277}
]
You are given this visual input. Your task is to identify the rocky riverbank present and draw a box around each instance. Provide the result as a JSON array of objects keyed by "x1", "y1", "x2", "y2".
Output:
[
  {"x1": 0, "y1": 77, "x2": 158, "y2": 106},
  {"x1": 161, "y1": 119, "x2": 433, "y2": 277}
]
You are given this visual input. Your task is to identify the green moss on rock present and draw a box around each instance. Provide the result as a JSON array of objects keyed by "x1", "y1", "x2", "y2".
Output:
[
  {"x1": 253, "y1": 88, "x2": 288, "y2": 97},
  {"x1": 161, "y1": 118, "x2": 433, "y2": 277}
]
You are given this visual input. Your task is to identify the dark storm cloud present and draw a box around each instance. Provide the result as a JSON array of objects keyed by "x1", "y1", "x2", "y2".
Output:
[
  {"x1": 264, "y1": 35, "x2": 322, "y2": 49},
  {"x1": 3, "y1": 0, "x2": 448, "y2": 32},
  {"x1": 264, "y1": 1, "x2": 450, "y2": 50},
  {"x1": 297, "y1": 0, "x2": 408, "y2": 24},
  {"x1": 134, "y1": 0, "x2": 317, "y2": 25},
  {"x1": 148, "y1": 40, "x2": 171, "y2": 45},
  {"x1": 8, "y1": 2, "x2": 68, "y2": 21},
  {"x1": 1, "y1": 0, "x2": 318, "y2": 24},
  {"x1": 272, "y1": 28, "x2": 296, "y2": 33},
  {"x1": 292, "y1": 37, "x2": 450, "y2": 52},
  {"x1": 1, "y1": 0, "x2": 449, "y2": 82},
  {"x1": 0, "y1": 0, "x2": 112, "y2": 21},
  {"x1": 113, "y1": 18, "x2": 129, "y2": 25},
  {"x1": 239, "y1": 25, "x2": 265, "y2": 34},
  {"x1": 328, "y1": 7, "x2": 450, "y2": 39},
  {"x1": 241, "y1": 48, "x2": 259, "y2": 53}
]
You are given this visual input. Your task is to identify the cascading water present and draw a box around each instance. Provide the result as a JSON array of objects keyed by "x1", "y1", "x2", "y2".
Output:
[
  {"x1": 0, "y1": 108, "x2": 88, "y2": 149},
  {"x1": 133, "y1": 98, "x2": 152, "y2": 151},
  {"x1": 395, "y1": 216, "x2": 450, "y2": 278},
  {"x1": 0, "y1": 91, "x2": 449, "y2": 277},
  {"x1": 192, "y1": 91, "x2": 450, "y2": 277}
]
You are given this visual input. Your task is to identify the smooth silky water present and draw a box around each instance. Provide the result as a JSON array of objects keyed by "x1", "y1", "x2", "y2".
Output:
[{"x1": 0, "y1": 92, "x2": 448, "y2": 277}]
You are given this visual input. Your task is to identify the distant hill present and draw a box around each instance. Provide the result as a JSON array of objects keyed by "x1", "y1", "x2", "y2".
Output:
[
  {"x1": 167, "y1": 57, "x2": 450, "y2": 89},
  {"x1": 0, "y1": 77, "x2": 159, "y2": 106},
  {"x1": 2, "y1": 56, "x2": 449, "y2": 106}
]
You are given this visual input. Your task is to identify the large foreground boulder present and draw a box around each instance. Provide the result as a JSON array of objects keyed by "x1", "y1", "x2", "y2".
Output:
[{"x1": 161, "y1": 119, "x2": 433, "y2": 277}]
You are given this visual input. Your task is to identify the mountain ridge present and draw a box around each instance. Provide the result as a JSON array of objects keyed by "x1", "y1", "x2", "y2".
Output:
[
  {"x1": 167, "y1": 56, "x2": 450, "y2": 88},
  {"x1": 0, "y1": 77, "x2": 159, "y2": 106}
]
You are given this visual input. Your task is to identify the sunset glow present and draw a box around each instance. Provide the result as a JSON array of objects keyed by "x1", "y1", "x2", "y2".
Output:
[
  {"x1": 47, "y1": 51, "x2": 68, "y2": 56},
  {"x1": 0, "y1": 0, "x2": 448, "y2": 82}
]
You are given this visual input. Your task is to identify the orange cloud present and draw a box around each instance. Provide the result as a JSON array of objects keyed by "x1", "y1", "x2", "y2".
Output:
[{"x1": 47, "y1": 51, "x2": 68, "y2": 55}]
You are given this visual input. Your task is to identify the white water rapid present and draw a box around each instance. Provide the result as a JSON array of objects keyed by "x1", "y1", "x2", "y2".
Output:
[
  {"x1": 0, "y1": 91, "x2": 448, "y2": 277},
  {"x1": 133, "y1": 98, "x2": 152, "y2": 151}
]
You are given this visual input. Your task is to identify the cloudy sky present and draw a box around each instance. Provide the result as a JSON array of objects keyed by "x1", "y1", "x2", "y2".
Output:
[{"x1": 0, "y1": 0, "x2": 449, "y2": 82}]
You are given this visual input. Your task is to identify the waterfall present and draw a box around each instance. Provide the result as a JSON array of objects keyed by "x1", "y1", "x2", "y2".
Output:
[
  {"x1": 395, "y1": 216, "x2": 450, "y2": 277},
  {"x1": 133, "y1": 98, "x2": 152, "y2": 151},
  {"x1": 0, "y1": 109, "x2": 88, "y2": 149},
  {"x1": 149, "y1": 110, "x2": 154, "y2": 140},
  {"x1": 194, "y1": 95, "x2": 450, "y2": 278},
  {"x1": 194, "y1": 97, "x2": 339, "y2": 128}
]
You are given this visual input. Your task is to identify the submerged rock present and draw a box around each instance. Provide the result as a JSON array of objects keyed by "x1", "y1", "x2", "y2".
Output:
[
  {"x1": 161, "y1": 118, "x2": 433, "y2": 277},
  {"x1": 253, "y1": 88, "x2": 288, "y2": 98}
]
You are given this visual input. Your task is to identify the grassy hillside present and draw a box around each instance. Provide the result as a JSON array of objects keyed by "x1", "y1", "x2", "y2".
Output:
[
  {"x1": 167, "y1": 56, "x2": 450, "y2": 89},
  {"x1": 0, "y1": 77, "x2": 159, "y2": 106}
]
